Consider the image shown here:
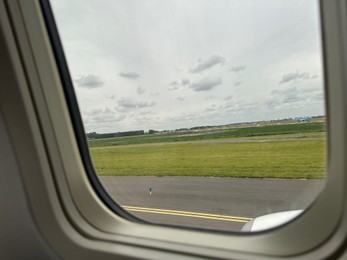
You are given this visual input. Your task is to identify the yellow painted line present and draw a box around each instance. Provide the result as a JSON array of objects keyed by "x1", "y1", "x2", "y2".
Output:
[
  {"x1": 122, "y1": 205, "x2": 252, "y2": 223},
  {"x1": 123, "y1": 205, "x2": 252, "y2": 220}
]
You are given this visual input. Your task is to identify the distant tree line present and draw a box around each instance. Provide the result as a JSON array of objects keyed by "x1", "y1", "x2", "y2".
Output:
[
  {"x1": 86, "y1": 130, "x2": 145, "y2": 139},
  {"x1": 148, "y1": 129, "x2": 158, "y2": 134},
  {"x1": 86, "y1": 115, "x2": 325, "y2": 140}
]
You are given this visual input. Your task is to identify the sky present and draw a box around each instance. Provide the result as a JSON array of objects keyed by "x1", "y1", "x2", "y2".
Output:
[{"x1": 51, "y1": 0, "x2": 324, "y2": 133}]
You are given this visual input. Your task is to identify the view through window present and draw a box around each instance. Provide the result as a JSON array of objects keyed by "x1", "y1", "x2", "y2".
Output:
[{"x1": 51, "y1": 0, "x2": 326, "y2": 232}]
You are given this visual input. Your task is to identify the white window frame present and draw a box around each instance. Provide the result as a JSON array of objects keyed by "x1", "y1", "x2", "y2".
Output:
[{"x1": 0, "y1": 0, "x2": 347, "y2": 258}]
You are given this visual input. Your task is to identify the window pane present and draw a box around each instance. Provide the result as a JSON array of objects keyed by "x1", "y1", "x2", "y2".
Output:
[{"x1": 51, "y1": 0, "x2": 326, "y2": 232}]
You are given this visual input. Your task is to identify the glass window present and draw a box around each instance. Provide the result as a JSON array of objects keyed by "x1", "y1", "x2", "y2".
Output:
[{"x1": 50, "y1": 0, "x2": 326, "y2": 232}]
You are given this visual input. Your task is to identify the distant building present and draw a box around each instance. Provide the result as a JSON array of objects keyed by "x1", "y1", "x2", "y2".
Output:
[{"x1": 294, "y1": 116, "x2": 312, "y2": 122}]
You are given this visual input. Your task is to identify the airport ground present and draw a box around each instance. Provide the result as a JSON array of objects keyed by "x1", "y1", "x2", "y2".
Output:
[
  {"x1": 100, "y1": 176, "x2": 325, "y2": 232},
  {"x1": 92, "y1": 121, "x2": 326, "y2": 232}
]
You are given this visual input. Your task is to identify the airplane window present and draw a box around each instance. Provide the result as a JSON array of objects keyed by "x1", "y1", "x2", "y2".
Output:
[{"x1": 50, "y1": 0, "x2": 326, "y2": 232}]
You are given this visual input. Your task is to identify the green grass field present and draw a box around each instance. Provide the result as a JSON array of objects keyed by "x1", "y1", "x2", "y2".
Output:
[{"x1": 90, "y1": 139, "x2": 326, "y2": 179}]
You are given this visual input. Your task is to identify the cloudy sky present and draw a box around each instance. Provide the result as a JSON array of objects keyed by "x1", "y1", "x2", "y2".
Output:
[{"x1": 51, "y1": 0, "x2": 324, "y2": 133}]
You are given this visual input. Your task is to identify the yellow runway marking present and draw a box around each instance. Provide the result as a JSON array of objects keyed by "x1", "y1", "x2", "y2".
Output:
[{"x1": 122, "y1": 205, "x2": 252, "y2": 223}]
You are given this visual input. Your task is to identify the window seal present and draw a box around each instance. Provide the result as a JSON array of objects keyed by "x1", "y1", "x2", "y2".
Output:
[
  {"x1": 38, "y1": 0, "x2": 142, "y2": 223},
  {"x1": 7, "y1": 0, "x2": 347, "y2": 258}
]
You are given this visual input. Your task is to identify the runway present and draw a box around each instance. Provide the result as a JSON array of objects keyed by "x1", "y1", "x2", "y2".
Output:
[{"x1": 99, "y1": 176, "x2": 325, "y2": 232}]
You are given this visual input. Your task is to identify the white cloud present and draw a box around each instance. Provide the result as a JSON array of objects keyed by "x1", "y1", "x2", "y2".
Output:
[{"x1": 52, "y1": 0, "x2": 324, "y2": 132}]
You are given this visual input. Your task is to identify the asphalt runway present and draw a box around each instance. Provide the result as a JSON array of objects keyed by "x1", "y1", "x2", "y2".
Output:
[{"x1": 99, "y1": 176, "x2": 325, "y2": 232}]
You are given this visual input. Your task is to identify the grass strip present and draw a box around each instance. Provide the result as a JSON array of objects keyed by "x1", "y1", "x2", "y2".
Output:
[{"x1": 90, "y1": 139, "x2": 326, "y2": 179}]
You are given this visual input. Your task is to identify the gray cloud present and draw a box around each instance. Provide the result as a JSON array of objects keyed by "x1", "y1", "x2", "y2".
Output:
[
  {"x1": 204, "y1": 104, "x2": 218, "y2": 112},
  {"x1": 75, "y1": 74, "x2": 104, "y2": 89},
  {"x1": 189, "y1": 77, "x2": 222, "y2": 91},
  {"x1": 117, "y1": 97, "x2": 155, "y2": 110},
  {"x1": 313, "y1": 92, "x2": 324, "y2": 101},
  {"x1": 234, "y1": 81, "x2": 242, "y2": 87},
  {"x1": 168, "y1": 81, "x2": 179, "y2": 91},
  {"x1": 182, "y1": 78, "x2": 190, "y2": 86},
  {"x1": 279, "y1": 72, "x2": 317, "y2": 84},
  {"x1": 282, "y1": 93, "x2": 300, "y2": 103},
  {"x1": 169, "y1": 86, "x2": 179, "y2": 91},
  {"x1": 231, "y1": 65, "x2": 246, "y2": 72},
  {"x1": 118, "y1": 71, "x2": 140, "y2": 79},
  {"x1": 224, "y1": 100, "x2": 235, "y2": 109},
  {"x1": 265, "y1": 84, "x2": 323, "y2": 111},
  {"x1": 300, "y1": 87, "x2": 324, "y2": 102},
  {"x1": 205, "y1": 95, "x2": 215, "y2": 100},
  {"x1": 225, "y1": 101, "x2": 258, "y2": 114},
  {"x1": 105, "y1": 94, "x2": 116, "y2": 99},
  {"x1": 190, "y1": 55, "x2": 225, "y2": 73},
  {"x1": 220, "y1": 98, "x2": 258, "y2": 115},
  {"x1": 176, "y1": 97, "x2": 184, "y2": 101},
  {"x1": 137, "y1": 86, "x2": 145, "y2": 94},
  {"x1": 83, "y1": 107, "x2": 125, "y2": 124},
  {"x1": 271, "y1": 87, "x2": 297, "y2": 95},
  {"x1": 265, "y1": 98, "x2": 280, "y2": 109},
  {"x1": 266, "y1": 87, "x2": 308, "y2": 109},
  {"x1": 300, "y1": 87, "x2": 322, "y2": 94}
]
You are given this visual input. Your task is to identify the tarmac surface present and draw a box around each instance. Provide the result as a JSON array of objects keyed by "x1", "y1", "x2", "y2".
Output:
[{"x1": 99, "y1": 176, "x2": 325, "y2": 232}]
